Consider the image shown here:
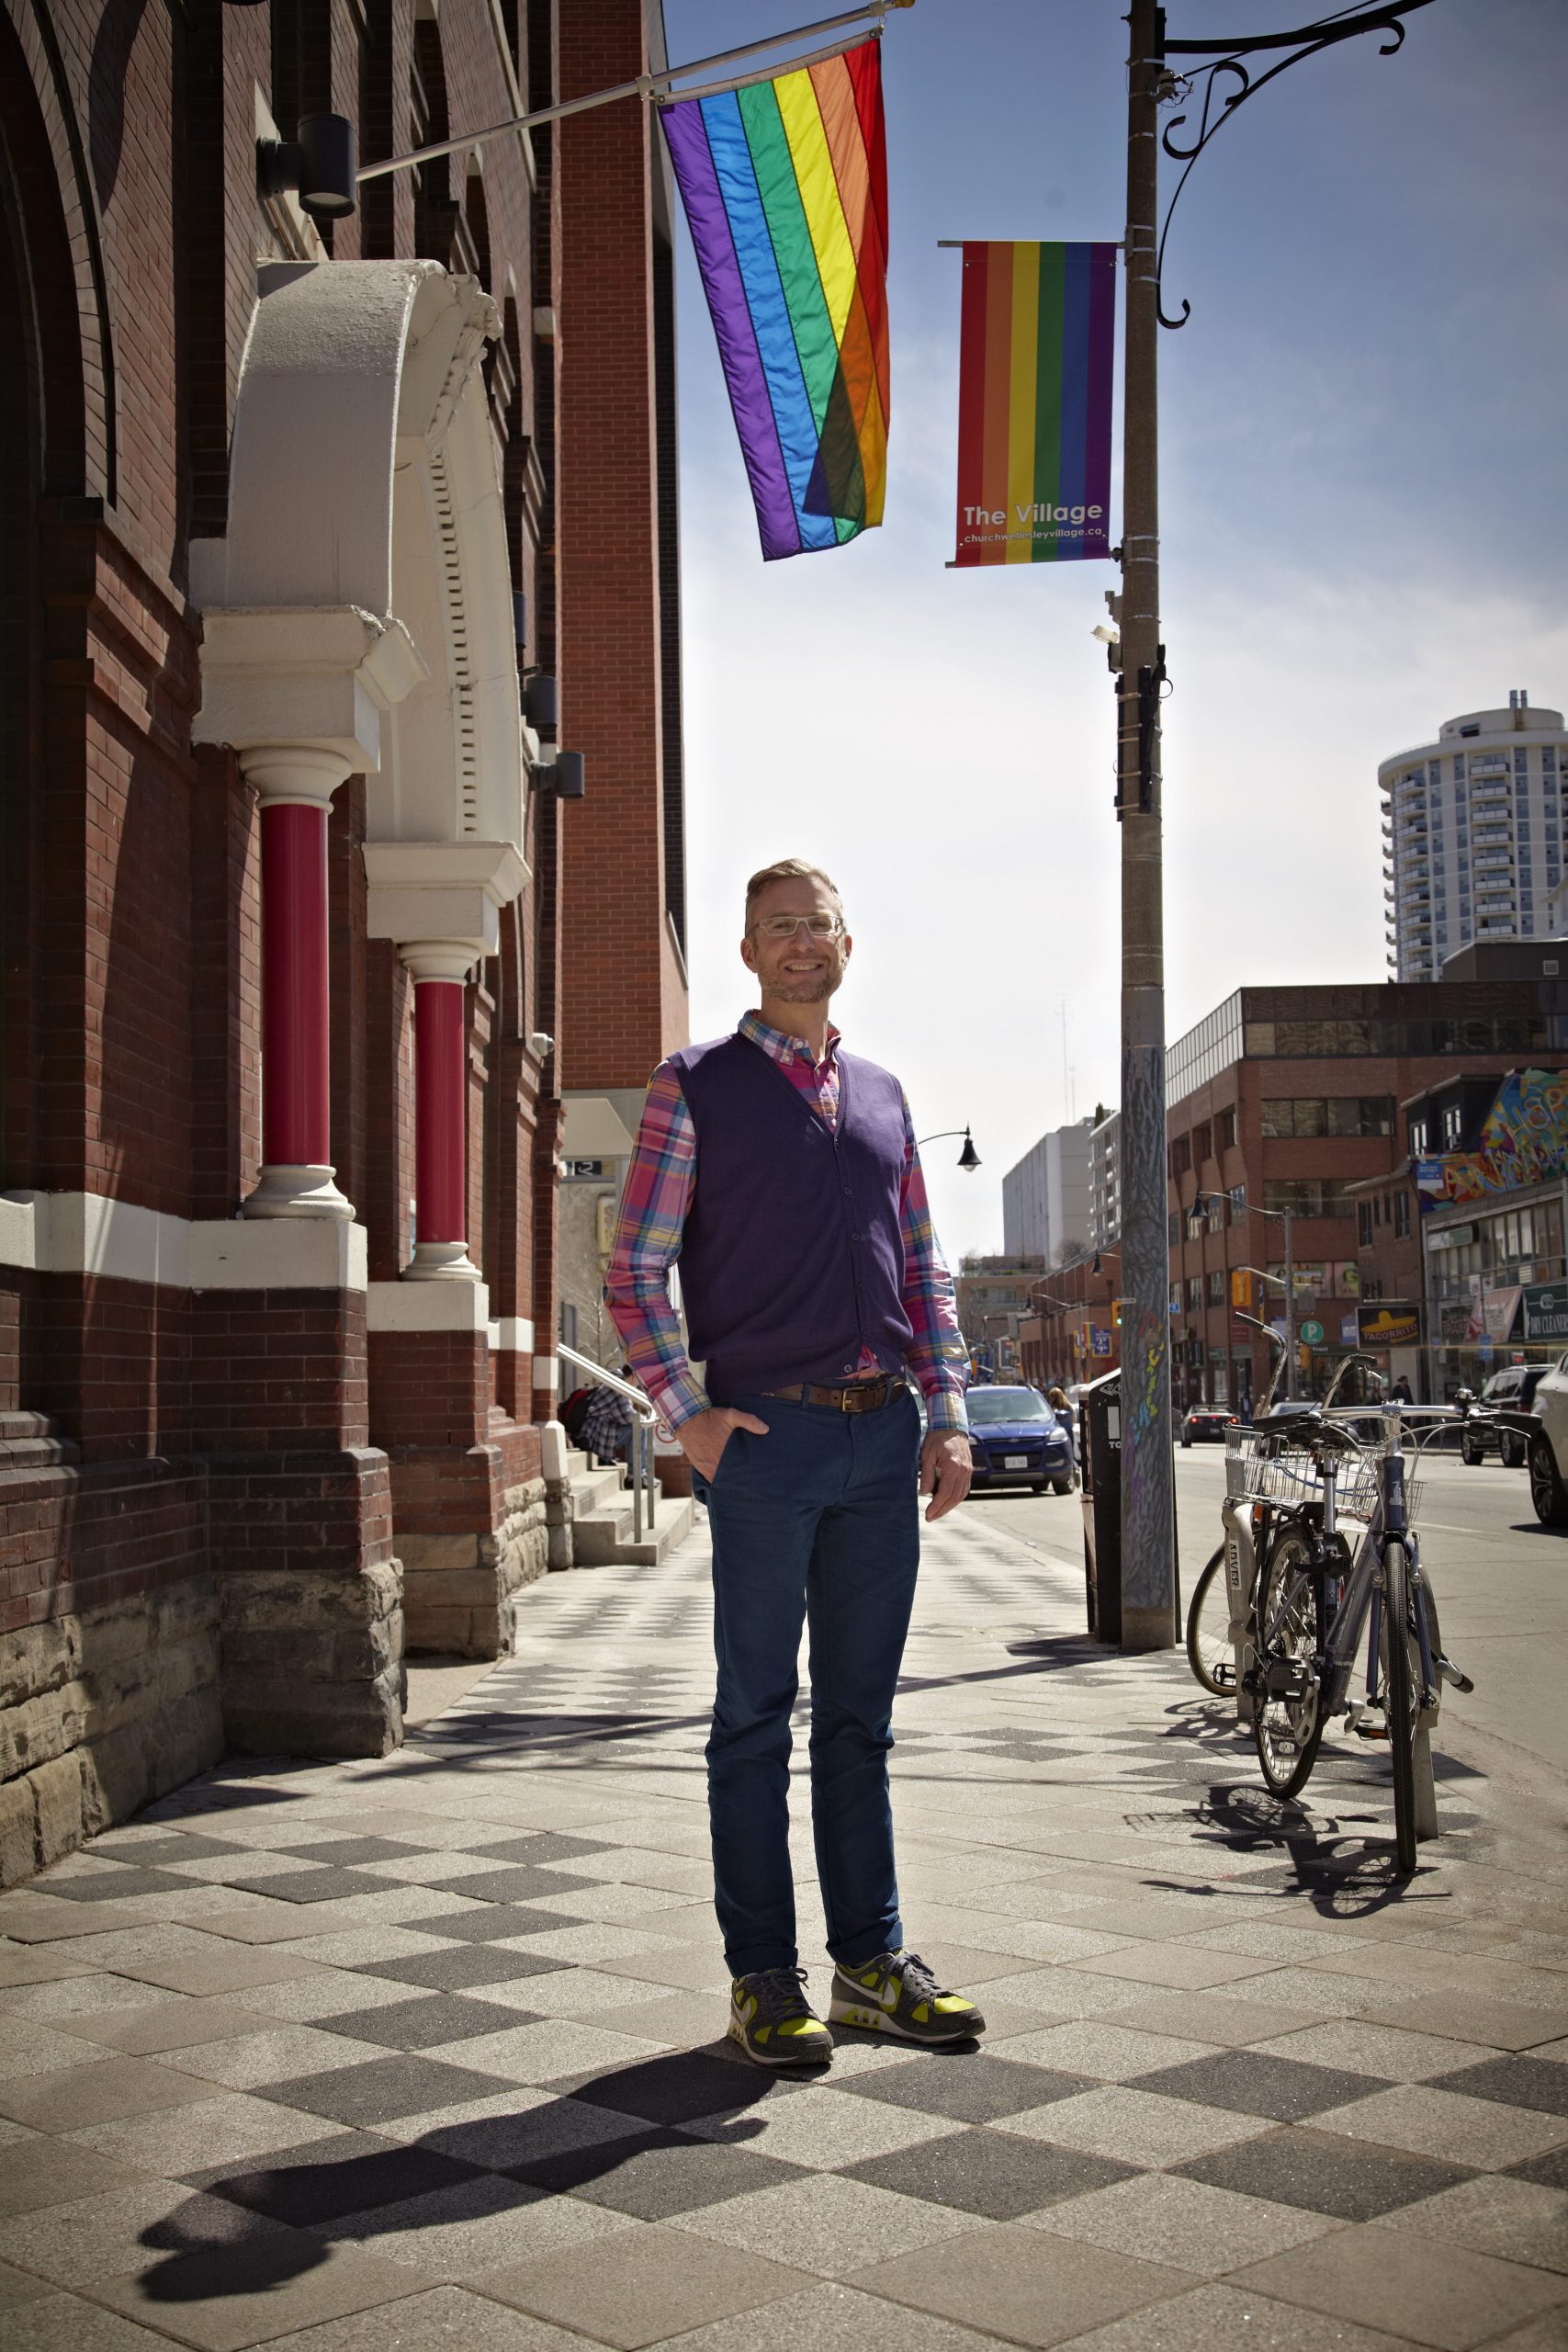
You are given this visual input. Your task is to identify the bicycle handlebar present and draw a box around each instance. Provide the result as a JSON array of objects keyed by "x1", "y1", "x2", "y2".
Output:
[{"x1": 1252, "y1": 1399, "x2": 1505, "y2": 1463}]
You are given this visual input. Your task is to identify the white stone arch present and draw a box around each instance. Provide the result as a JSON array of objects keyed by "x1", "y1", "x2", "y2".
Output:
[{"x1": 192, "y1": 257, "x2": 529, "y2": 950}]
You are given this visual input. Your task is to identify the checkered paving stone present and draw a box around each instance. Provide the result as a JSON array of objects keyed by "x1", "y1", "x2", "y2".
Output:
[{"x1": 2, "y1": 1518, "x2": 1565, "y2": 2349}]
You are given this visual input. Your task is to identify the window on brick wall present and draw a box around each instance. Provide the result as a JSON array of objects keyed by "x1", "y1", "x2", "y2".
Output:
[
  {"x1": 1193, "y1": 1122, "x2": 1213, "y2": 1167},
  {"x1": 1228, "y1": 1183, "x2": 1247, "y2": 1224},
  {"x1": 1217, "y1": 1109, "x2": 1236, "y2": 1153},
  {"x1": 1263, "y1": 1179, "x2": 1359, "y2": 1217},
  {"x1": 412, "y1": 17, "x2": 458, "y2": 266},
  {"x1": 1359, "y1": 1200, "x2": 1373, "y2": 1247},
  {"x1": 1261, "y1": 1097, "x2": 1394, "y2": 1137},
  {"x1": 1207, "y1": 1270, "x2": 1224, "y2": 1306},
  {"x1": 1394, "y1": 1191, "x2": 1411, "y2": 1239},
  {"x1": 1169, "y1": 1135, "x2": 1191, "y2": 1179},
  {"x1": 1187, "y1": 1275, "x2": 1201, "y2": 1310}
]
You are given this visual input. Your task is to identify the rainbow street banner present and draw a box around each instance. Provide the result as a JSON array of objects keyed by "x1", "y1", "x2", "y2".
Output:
[
  {"x1": 951, "y1": 242, "x2": 1117, "y2": 568},
  {"x1": 660, "y1": 40, "x2": 888, "y2": 563}
]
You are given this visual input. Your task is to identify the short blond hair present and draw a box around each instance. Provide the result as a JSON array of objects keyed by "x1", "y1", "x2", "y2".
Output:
[{"x1": 744, "y1": 858, "x2": 843, "y2": 929}]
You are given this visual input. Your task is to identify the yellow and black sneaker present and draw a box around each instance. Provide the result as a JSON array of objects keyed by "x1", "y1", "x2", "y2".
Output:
[
  {"x1": 828, "y1": 1949, "x2": 986, "y2": 2044},
  {"x1": 728, "y1": 1965, "x2": 834, "y2": 2067}
]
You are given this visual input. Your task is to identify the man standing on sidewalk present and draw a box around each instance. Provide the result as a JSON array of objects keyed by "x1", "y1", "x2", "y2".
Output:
[{"x1": 606, "y1": 858, "x2": 983, "y2": 2066}]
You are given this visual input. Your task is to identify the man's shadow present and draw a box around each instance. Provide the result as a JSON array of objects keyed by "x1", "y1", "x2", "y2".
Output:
[{"x1": 133, "y1": 2030, "x2": 975, "y2": 2303}]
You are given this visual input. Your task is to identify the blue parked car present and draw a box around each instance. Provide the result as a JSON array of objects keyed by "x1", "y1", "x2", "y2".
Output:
[{"x1": 966, "y1": 1385, "x2": 1076, "y2": 1495}]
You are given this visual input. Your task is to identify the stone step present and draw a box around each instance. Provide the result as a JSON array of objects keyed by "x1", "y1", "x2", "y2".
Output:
[
  {"x1": 568, "y1": 1464, "x2": 630, "y2": 1521},
  {"x1": 569, "y1": 1491, "x2": 697, "y2": 1568},
  {"x1": 609, "y1": 1495, "x2": 698, "y2": 1566},
  {"x1": 0, "y1": 1436, "x2": 79, "y2": 1470},
  {"x1": 0, "y1": 1408, "x2": 78, "y2": 1471},
  {"x1": 0, "y1": 1412, "x2": 54, "y2": 1441},
  {"x1": 569, "y1": 1506, "x2": 638, "y2": 1566}
]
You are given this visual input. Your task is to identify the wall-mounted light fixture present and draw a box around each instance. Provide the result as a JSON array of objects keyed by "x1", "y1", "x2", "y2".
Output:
[
  {"x1": 524, "y1": 673, "x2": 559, "y2": 740},
  {"x1": 257, "y1": 115, "x2": 358, "y2": 220},
  {"x1": 532, "y1": 750, "x2": 584, "y2": 800}
]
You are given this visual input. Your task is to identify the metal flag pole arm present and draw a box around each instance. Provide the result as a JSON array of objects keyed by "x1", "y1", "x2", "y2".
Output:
[
  {"x1": 355, "y1": 0, "x2": 914, "y2": 184},
  {"x1": 1153, "y1": 0, "x2": 1434, "y2": 327}
]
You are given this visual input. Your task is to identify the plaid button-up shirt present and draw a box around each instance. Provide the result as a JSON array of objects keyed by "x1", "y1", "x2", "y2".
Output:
[{"x1": 604, "y1": 1012, "x2": 969, "y2": 1433}]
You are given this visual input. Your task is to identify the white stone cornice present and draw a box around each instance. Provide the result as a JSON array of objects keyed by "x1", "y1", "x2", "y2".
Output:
[
  {"x1": 194, "y1": 607, "x2": 427, "y2": 777},
  {"x1": 367, "y1": 1278, "x2": 492, "y2": 1332},
  {"x1": 0, "y1": 1193, "x2": 367, "y2": 1291},
  {"x1": 364, "y1": 841, "x2": 530, "y2": 959}
]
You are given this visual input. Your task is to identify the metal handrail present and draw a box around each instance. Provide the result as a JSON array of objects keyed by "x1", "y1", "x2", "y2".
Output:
[
  {"x1": 558, "y1": 1342, "x2": 657, "y2": 1420},
  {"x1": 558, "y1": 1342, "x2": 658, "y2": 1540}
]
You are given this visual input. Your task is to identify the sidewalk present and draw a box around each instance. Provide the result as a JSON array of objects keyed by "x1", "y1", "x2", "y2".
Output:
[{"x1": 2, "y1": 1510, "x2": 1566, "y2": 2352}]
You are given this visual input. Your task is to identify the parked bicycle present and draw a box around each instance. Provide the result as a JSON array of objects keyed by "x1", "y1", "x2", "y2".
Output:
[
  {"x1": 1189, "y1": 1335, "x2": 1477, "y2": 1872},
  {"x1": 1187, "y1": 1326, "x2": 1402, "y2": 1698},
  {"x1": 1187, "y1": 1314, "x2": 1296, "y2": 1702}
]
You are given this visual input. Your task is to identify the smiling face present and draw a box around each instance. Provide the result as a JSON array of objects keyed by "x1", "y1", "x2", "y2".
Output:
[{"x1": 740, "y1": 872, "x2": 852, "y2": 1010}]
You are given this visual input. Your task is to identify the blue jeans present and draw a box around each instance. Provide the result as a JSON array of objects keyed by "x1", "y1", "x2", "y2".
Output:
[{"x1": 693, "y1": 1385, "x2": 921, "y2": 1978}]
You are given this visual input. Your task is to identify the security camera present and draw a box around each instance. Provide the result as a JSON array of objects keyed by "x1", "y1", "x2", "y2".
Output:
[
  {"x1": 1091, "y1": 622, "x2": 1120, "y2": 646},
  {"x1": 528, "y1": 1032, "x2": 554, "y2": 1058}
]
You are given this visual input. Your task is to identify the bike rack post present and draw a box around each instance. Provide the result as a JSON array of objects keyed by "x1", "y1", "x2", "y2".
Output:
[{"x1": 631, "y1": 1420, "x2": 643, "y2": 1544}]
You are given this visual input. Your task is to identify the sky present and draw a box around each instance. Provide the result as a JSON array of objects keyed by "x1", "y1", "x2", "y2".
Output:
[{"x1": 658, "y1": 0, "x2": 1568, "y2": 1267}]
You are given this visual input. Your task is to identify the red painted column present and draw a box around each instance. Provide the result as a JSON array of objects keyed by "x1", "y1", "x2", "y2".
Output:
[
  {"x1": 242, "y1": 750, "x2": 353, "y2": 1219},
  {"x1": 415, "y1": 981, "x2": 466, "y2": 1242},
  {"x1": 262, "y1": 803, "x2": 331, "y2": 1167},
  {"x1": 403, "y1": 944, "x2": 480, "y2": 1278}
]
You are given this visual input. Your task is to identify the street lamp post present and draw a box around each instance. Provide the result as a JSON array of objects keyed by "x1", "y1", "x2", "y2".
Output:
[
  {"x1": 1192, "y1": 1195, "x2": 1296, "y2": 1398},
  {"x1": 1111, "y1": 0, "x2": 1430, "y2": 1646},
  {"x1": 1114, "y1": 0, "x2": 1175, "y2": 1655}
]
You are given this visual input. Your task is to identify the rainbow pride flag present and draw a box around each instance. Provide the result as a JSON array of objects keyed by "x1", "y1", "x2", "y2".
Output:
[
  {"x1": 953, "y1": 243, "x2": 1117, "y2": 568},
  {"x1": 660, "y1": 40, "x2": 888, "y2": 562}
]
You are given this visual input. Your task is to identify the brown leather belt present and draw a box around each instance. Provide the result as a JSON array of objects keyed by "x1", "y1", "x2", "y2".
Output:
[{"x1": 759, "y1": 1375, "x2": 904, "y2": 1413}]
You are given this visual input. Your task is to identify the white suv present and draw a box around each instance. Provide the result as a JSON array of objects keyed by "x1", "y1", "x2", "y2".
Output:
[{"x1": 1524, "y1": 1352, "x2": 1568, "y2": 1525}]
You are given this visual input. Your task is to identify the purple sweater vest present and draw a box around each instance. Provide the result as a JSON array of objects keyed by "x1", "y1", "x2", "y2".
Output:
[{"x1": 669, "y1": 1032, "x2": 915, "y2": 1400}]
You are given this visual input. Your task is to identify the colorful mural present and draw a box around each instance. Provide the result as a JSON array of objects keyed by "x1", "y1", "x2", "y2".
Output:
[{"x1": 1431, "y1": 1069, "x2": 1568, "y2": 1204}]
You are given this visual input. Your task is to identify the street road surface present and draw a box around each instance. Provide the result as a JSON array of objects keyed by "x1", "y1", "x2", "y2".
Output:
[{"x1": 965, "y1": 1447, "x2": 1568, "y2": 1791}]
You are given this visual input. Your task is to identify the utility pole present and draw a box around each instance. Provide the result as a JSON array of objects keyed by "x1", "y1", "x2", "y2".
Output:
[
  {"x1": 1106, "y1": 0, "x2": 1428, "y2": 1506},
  {"x1": 1117, "y1": 0, "x2": 1176, "y2": 1652}
]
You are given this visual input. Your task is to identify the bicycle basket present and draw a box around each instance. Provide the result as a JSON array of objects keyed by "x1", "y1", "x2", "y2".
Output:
[{"x1": 1224, "y1": 1429, "x2": 1416, "y2": 1523}]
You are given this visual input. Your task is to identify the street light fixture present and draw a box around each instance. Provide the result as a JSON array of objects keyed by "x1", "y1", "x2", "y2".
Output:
[{"x1": 917, "y1": 1126, "x2": 981, "y2": 1170}]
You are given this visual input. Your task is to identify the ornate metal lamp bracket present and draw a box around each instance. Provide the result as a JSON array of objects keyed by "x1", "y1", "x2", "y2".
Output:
[{"x1": 1152, "y1": 1, "x2": 1434, "y2": 329}]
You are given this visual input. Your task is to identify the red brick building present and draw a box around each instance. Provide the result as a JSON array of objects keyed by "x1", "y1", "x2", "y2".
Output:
[
  {"x1": 1020, "y1": 971, "x2": 1568, "y2": 1410},
  {"x1": 0, "y1": 0, "x2": 684, "y2": 1881}
]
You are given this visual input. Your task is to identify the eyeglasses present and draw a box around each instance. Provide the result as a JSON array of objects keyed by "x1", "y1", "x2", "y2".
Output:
[{"x1": 751, "y1": 913, "x2": 844, "y2": 942}]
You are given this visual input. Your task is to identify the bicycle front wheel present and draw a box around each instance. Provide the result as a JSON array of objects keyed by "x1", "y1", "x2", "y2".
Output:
[
  {"x1": 1381, "y1": 1538, "x2": 1427, "y2": 1874},
  {"x1": 1253, "y1": 1527, "x2": 1325, "y2": 1800},
  {"x1": 1186, "y1": 1546, "x2": 1234, "y2": 1697}
]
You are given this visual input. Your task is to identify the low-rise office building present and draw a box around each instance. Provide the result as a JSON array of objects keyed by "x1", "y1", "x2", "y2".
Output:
[
  {"x1": 955, "y1": 1257, "x2": 1045, "y2": 1380},
  {"x1": 1002, "y1": 1121, "x2": 1094, "y2": 1265}
]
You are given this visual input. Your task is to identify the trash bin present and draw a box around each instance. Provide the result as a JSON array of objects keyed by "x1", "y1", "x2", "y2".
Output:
[
  {"x1": 1078, "y1": 1369, "x2": 1182, "y2": 1649},
  {"x1": 1078, "y1": 1369, "x2": 1122, "y2": 1644}
]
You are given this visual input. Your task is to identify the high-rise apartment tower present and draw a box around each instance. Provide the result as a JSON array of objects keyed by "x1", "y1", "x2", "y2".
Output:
[{"x1": 1381, "y1": 695, "x2": 1567, "y2": 980}]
